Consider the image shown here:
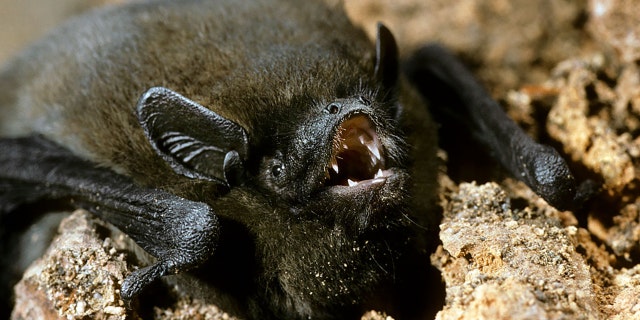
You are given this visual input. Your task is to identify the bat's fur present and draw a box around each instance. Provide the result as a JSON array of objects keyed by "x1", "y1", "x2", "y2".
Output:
[{"x1": 0, "y1": 0, "x2": 439, "y2": 319}]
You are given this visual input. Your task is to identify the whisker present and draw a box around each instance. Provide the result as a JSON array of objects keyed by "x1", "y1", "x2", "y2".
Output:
[
  {"x1": 401, "y1": 211, "x2": 428, "y2": 231},
  {"x1": 368, "y1": 247, "x2": 389, "y2": 275}
]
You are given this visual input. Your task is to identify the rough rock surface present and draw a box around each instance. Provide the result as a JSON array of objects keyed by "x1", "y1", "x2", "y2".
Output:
[
  {"x1": 152, "y1": 297, "x2": 238, "y2": 320},
  {"x1": 5, "y1": 0, "x2": 640, "y2": 319},
  {"x1": 11, "y1": 211, "x2": 239, "y2": 320},
  {"x1": 588, "y1": 0, "x2": 640, "y2": 63},
  {"x1": 433, "y1": 181, "x2": 599, "y2": 319},
  {"x1": 11, "y1": 211, "x2": 130, "y2": 319}
]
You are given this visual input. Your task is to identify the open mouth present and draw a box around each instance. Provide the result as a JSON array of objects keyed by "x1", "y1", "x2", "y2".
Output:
[{"x1": 325, "y1": 115, "x2": 391, "y2": 187}]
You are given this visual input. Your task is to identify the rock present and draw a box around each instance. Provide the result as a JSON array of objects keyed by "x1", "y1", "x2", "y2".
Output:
[
  {"x1": 610, "y1": 265, "x2": 640, "y2": 319},
  {"x1": 507, "y1": 48, "x2": 640, "y2": 259},
  {"x1": 11, "y1": 211, "x2": 130, "y2": 320},
  {"x1": 360, "y1": 310, "x2": 394, "y2": 320},
  {"x1": 433, "y1": 182, "x2": 599, "y2": 319},
  {"x1": 153, "y1": 297, "x2": 238, "y2": 320},
  {"x1": 589, "y1": 0, "x2": 640, "y2": 63},
  {"x1": 11, "y1": 211, "x2": 239, "y2": 320},
  {"x1": 546, "y1": 54, "x2": 637, "y2": 194}
]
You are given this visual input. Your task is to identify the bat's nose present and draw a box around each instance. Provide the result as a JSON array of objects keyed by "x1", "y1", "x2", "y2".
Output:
[
  {"x1": 324, "y1": 98, "x2": 371, "y2": 118},
  {"x1": 325, "y1": 102, "x2": 342, "y2": 114}
]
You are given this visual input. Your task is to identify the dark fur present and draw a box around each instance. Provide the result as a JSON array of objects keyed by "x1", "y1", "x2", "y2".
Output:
[{"x1": 0, "y1": 0, "x2": 439, "y2": 319}]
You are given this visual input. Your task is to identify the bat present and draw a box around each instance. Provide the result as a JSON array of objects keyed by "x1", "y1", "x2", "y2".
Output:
[{"x1": 0, "y1": 0, "x2": 587, "y2": 318}]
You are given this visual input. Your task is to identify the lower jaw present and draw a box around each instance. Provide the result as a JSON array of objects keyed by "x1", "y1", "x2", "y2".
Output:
[
  {"x1": 324, "y1": 168, "x2": 404, "y2": 194},
  {"x1": 332, "y1": 170, "x2": 412, "y2": 232}
]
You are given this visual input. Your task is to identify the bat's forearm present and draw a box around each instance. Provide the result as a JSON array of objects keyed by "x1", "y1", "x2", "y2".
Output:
[{"x1": 0, "y1": 135, "x2": 220, "y2": 304}]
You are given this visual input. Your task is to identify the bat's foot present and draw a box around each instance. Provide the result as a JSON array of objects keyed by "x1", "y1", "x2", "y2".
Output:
[
  {"x1": 119, "y1": 253, "x2": 199, "y2": 308},
  {"x1": 116, "y1": 205, "x2": 220, "y2": 308},
  {"x1": 120, "y1": 262, "x2": 166, "y2": 308}
]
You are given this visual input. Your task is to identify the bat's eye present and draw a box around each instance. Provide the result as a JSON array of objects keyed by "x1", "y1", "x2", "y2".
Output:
[
  {"x1": 271, "y1": 163, "x2": 284, "y2": 177},
  {"x1": 262, "y1": 151, "x2": 287, "y2": 190},
  {"x1": 260, "y1": 152, "x2": 290, "y2": 193}
]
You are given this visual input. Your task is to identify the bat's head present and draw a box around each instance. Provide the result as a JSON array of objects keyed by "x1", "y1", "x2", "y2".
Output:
[
  {"x1": 137, "y1": 24, "x2": 410, "y2": 234},
  {"x1": 243, "y1": 23, "x2": 410, "y2": 234},
  {"x1": 253, "y1": 92, "x2": 409, "y2": 234}
]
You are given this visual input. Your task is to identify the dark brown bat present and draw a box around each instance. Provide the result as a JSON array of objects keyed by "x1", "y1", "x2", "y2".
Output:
[{"x1": 0, "y1": 0, "x2": 586, "y2": 318}]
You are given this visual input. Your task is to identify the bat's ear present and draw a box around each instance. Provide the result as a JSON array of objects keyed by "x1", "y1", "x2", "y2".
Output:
[
  {"x1": 136, "y1": 87, "x2": 248, "y2": 187},
  {"x1": 374, "y1": 22, "x2": 399, "y2": 90}
]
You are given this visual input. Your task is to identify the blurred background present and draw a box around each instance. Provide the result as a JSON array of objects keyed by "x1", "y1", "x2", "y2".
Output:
[
  {"x1": 0, "y1": 0, "x2": 122, "y2": 63},
  {"x1": 0, "y1": 0, "x2": 593, "y2": 97}
]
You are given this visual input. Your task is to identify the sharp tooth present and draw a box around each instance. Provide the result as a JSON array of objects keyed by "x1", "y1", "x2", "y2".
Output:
[
  {"x1": 367, "y1": 143, "x2": 382, "y2": 160},
  {"x1": 332, "y1": 162, "x2": 339, "y2": 174},
  {"x1": 375, "y1": 169, "x2": 384, "y2": 178},
  {"x1": 347, "y1": 179, "x2": 358, "y2": 187},
  {"x1": 343, "y1": 144, "x2": 349, "y2": 150},
  {"x1": 359, "y1": 135, "x2": 367, "y2": 145}
]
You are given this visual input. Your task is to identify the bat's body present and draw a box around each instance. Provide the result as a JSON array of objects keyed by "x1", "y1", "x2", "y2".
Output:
[
  {"x1": 0, "y1": 0, "x2": 586, "y2": 318},
  {"x1": 0, "y1": 0, "x2": 439, "y2": 318}
]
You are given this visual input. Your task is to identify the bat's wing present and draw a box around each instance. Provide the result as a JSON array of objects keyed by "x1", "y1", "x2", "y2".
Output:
[
  {"x1": 404, "y1": 44, "x2": 594, "y2": 210},
  {"x1": 0, "y1": 135, "x2": 219, "y2": 305},
  {"x1": 0, "y1": 136, "x2": 78, "y2": 212}
]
